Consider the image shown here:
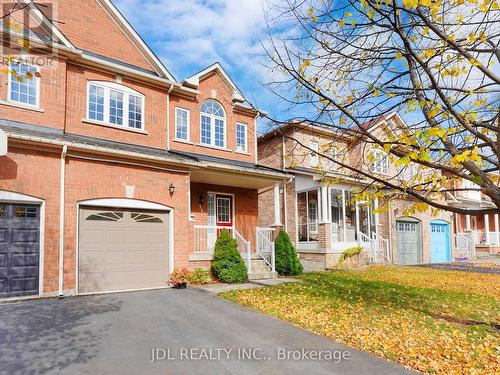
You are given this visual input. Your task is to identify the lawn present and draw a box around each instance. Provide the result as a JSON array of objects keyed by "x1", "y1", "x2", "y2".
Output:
[{"x1": 221, "y1": 266, "x2": 500, "y2": 374}]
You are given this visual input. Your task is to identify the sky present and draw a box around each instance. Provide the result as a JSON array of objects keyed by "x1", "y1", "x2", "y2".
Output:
[{"x1": 113, "y1": 0, "x2": 288, "y2": 131}]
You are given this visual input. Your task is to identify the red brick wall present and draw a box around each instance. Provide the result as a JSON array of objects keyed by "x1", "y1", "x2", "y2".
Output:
[
  {"x1": 53, "y1": 0, "x2": 155, "y2": 71},
  {"x1": 169, "y1": 71, "x2": 256, "y2": 163},
  {"x1": 0, "y1": 55, "x2": 66, "y2": 130},
  {"x1": 0, "y1": 144, "x2": 61, "y2": 293},
  {"x1": 64, "y1": 64, "x2": 168, "y2": 148}
]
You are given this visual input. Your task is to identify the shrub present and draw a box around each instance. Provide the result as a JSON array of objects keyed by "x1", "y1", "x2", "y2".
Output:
[
  {"x1": 169, "y1": 268, "x2": 190, "y2": 287},
  {"x1": 211, "y1": 229, "x2": 247, "y2": 283},
  {"x1": 188, "y1": 268, "x2": 210, "y2": 285},
  {"x1": 275, "y1": 230, "x2": 303, "y2": 276},
  {"x1": 338, "y1": 246, "x2": 364, "y2": 264}
]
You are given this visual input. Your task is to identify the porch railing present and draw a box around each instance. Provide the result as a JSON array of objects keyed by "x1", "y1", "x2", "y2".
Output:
[
  {"x1": 193, "y1": 225, "x2": 252, "y2": 271},
  {"x1": 454, "y1": 232, "x2": 475, "y2": 258},
  {"x1": 372, "y1": 231, "x2": 391, "y2": 264},
  {"x1": 477, "y1": 231, "x2": 500, "y2": 246},
  {"x1": 256, "y1": 227, "x2": 276, "y2": 272}
]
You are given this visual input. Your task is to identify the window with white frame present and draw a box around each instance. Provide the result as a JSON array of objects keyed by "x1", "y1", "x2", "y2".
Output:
[
  {"x1": 87, "y1": 81, "x2": 145, "y2": 130},
  {"x1": 175, "y1": 108, "x2": 190, "y2": 141},
  {"x1": 370, "y1": 149, "x2": 389, "y2": 174},
  {"x1": 236, "y1": 123, "x2": 247, "y2": 152},
  {"x1": 8, "y1": 62, "x2": 40, "y2": 107},
  {"x1": 310, "y1": 141, "x2": 319, "y2": 166},
  {"x1": 200, "y1": 99, "x2": 226, "y2": 148}
]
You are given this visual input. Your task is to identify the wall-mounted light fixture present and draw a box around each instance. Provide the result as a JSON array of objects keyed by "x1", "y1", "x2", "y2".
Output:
[
  {"x1": 199, "y1": 194, "x2": 205, "y2": 206},
  {"x1": 168, "y1": 183, "x2": 175, "y2": 194}
]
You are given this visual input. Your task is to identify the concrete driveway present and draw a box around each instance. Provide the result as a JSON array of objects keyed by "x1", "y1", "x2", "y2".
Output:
[{"x1": 0, "y1": 288, "x2": 413, "y2": 375}]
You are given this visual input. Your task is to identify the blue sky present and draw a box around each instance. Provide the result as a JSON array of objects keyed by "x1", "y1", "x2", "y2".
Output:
[{"x1": 114, "y1": 0, "x2": 290, "y2": 130}]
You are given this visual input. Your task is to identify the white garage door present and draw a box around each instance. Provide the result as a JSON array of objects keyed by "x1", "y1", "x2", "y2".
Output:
[
  {"x1": 78, "y1": 207, "x2": 169, "y2": 294},
  {"x1": 396, "y1": 219, "x2": 421, "y2": 265}
]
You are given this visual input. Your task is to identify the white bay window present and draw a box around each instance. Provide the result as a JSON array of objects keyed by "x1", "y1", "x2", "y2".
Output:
[{"x1": 87, "y1": 81, "x2": 145, "y2": 130}]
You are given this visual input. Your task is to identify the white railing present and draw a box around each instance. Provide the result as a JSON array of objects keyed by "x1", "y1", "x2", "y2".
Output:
[
  {"x1": 234, "y1": 229, "x2": 252, "y2": 273},
  {"x1": 357, "y1": 231, "x2": 376, "y2": 260},
  {"x1": 454, "y1": 232, "x2": 475, "y2": 258},
  {"x1": 256, "y1": 227, "x2": 276, "y2": 272},
  {"x1": 372, "y1": 231, "x2": 391, "y2": 264},
  {"x1": 488, "y1": 232, "x2": 500, "y2": 245},
  {"x1": 193, "y1": 225, "x2": 252, "y2": 271}
]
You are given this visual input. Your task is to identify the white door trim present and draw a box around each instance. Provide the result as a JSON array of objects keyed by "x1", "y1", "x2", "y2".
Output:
[
  {"x1": 76, "y1": 198, "x2": 174, "y2": 295},
  {"x1": 0, "y1": 190, "x2": 45, "y2": 295}
]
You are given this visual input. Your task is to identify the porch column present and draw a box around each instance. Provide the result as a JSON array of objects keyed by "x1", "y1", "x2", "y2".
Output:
[
  {"x1": 355, "y1": 202, "x2": 360, "y2": 245},
  {"x1": 484, "y1": 214, "x2": 490, "y2": 245},
  {"x1": 320, "y1": 185, "x2": 329, "y2": 223},
  {"x1": 465, "y1": 214, "x2": 471, "y2": 231},
  {"x1": 273, "y1": 182, "x2": 282, "y2": 227},
  {"x1": 342, "y1": 190, "x2": 347, "y2": 242},
  {"x1": 495, "y1": 214, "x2": 500, "y2": 245}
]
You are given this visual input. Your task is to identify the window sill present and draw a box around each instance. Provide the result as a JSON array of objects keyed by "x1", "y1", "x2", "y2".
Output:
[
  {"x1": 82, "y1": 118, "x2": 148, "y2": 134},
  {"x1": 235, "y1": 150, "x2": 250, "y2": 155},
  {"x1": 0, "y1": 100, "x2": 44, "y2": 112},
  {"x1": 196, "y1": 143, "x2": 232, "y2": 152},
  {"x1": 173, "y1": 138, "x2": 194, "y2": 145}
]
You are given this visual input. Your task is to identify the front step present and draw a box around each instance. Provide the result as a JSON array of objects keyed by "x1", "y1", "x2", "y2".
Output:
[
  {"x1": 247, "y1": 257, "x2": 277, "y2": 280},
  {"x1": 248, "y1": 271, "x2": 278, "y2": 280}
]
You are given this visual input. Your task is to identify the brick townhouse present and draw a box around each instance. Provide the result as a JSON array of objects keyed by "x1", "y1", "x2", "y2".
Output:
[
  {"x1": 258, "y1": 113, "x2": 457, "y2": 271},
  {"x1": 0, "y1": 0, "x2": 286, "y2": 298}
]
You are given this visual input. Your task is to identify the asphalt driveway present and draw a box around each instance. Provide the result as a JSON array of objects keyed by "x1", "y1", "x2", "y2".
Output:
[{"x1": 0, "y1": 288, "x2": 413, "y2": 375}]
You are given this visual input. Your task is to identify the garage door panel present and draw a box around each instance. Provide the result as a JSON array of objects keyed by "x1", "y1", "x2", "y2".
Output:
[
  {"x1": 396, "y1": 220, "x2": 421, "y2": 265},
  {"x1": 78, "y1": 207, "x2": 169, "y2": 294},
  {"x1": 11, "y1": 229, "x2": 38, "y2": 243},
  {"x1": 11, "y1": 253, "x2": 39, "y2": 267},
  {"x1": 0, "y1": 229, "x2": 7, "y2": 242}
]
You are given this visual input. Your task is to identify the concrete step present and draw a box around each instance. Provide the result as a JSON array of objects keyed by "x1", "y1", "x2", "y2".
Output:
[{"x1": 248, "y1": 271, "x2": 278, "y2": 280}]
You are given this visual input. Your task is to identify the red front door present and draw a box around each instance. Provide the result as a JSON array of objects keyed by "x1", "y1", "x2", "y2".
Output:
[{"x1": 216, "y1": 194, "x2": 233, "y2": 235}]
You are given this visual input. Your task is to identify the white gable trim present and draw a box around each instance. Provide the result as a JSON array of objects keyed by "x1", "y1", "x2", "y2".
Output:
[
  {"x1": 99, "y1": 0, "x2": 176, "y2": 81},
  {"x1": 184, "y1": 63, "x2": 245, "y2": 102},
  {"x1": 19, "y1": 0, "x2": 75, "y2": 49}
]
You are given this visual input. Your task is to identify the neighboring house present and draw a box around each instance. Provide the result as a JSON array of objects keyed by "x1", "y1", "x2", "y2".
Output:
[
  {"x1": 0, "y1": 0, "x2": 285, "y2": 298},
  {"x1": 258, "y1": 113, "x2": 455, "y2": 271},
  {"x1": 451, "y1": 176, "x2": 500, "y2": 254}
]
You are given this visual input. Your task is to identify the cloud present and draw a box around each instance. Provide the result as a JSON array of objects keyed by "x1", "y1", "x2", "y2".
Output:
[{"x1": 114, "y1": 0, "x2": 268, "y2": 81}]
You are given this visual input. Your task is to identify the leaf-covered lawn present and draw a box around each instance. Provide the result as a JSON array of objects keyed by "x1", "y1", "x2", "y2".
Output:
[{"x1": 221, "y1": 267, "x2": 500, "y2": 374}]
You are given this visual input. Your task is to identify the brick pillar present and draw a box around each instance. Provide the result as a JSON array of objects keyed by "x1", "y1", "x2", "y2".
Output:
[{"x1": 319, "y1": 222, "x2": 332, "y2": 252}]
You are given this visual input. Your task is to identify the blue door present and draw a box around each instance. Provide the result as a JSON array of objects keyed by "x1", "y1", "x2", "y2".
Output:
[{"x1": 430, "y1": 220, "x2": 451, "y2": 263}]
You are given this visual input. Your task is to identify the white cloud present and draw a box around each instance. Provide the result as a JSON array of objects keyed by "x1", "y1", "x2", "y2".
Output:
[{"x1": 114, "y1": 0, "x2": 269, "y2": 81}]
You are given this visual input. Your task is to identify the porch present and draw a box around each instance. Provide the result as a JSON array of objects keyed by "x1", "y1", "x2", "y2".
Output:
[
  {"x1": 455, "y1": 213, "x2": 500, "y2": 255},
  {"x1": 188, "y1": 166, "x2": 285, "y2": 278},
  {"x1": 296, "y1": 185, "x2": 391, "y2": 265}
]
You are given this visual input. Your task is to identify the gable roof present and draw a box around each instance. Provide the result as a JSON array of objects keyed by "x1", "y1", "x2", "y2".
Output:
[
  {"x1": 99, "y1": 0, "x2": 176, "y2": 81},
  {"x1": 182, "y1": 62, "x2": 245, "y2": 102}
]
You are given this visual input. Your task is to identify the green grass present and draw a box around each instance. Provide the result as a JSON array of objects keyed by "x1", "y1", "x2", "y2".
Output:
[{"x1": 221, "y1": 267, "x2": 500, "y2": 374}]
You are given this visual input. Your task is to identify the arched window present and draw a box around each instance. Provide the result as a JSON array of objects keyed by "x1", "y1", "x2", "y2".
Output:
[{"x1": 200, "y1": 99, "x2": 226, "y2": 148}]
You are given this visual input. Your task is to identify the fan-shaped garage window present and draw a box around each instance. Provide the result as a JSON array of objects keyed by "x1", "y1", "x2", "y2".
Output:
[
  {"x1": 86, "y1": 212, "x2": 124, "y2": 221},
  {"x1": 131, "y1": 213, "x2": 163, "y2": 223}
]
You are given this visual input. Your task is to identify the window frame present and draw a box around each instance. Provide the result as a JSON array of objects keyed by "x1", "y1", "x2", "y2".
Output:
[
  {"x1": 85, "y1": 81, "x2": 145, "y2": 131},
  {"x1": 174, "y1": 107, "x2": 190, "y2": 141},
  {"x1": 7, "y1": 61, "x2": 41, "y2": 108},
  {"x1": 199, "y1": 99, "x2": 226, "y2": 149},
  {"x1": 236, "y1": 122, "x2": 248, "y2": 153},
  {"x1": 370, "y1": 149, "x2": 389, "y2": 175}
]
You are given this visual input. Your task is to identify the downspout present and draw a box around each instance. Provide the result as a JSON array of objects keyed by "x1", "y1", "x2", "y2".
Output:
[
  {"x1": 166, "y1": 84, "x2": 174, "y2": 150},
  {"x1": 58, "y1": 145, "x2": 67, "y2": 297}
]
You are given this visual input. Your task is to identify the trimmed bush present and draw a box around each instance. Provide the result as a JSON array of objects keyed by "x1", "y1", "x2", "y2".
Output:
[
  {"x1": 275, "y1": 230, "x2": 303, "y2": 276},
  {"x1": 211, "y1": 229, "x2": 247, "y2": 283},
  {"x1": 188, "y1": 268, "x2": 210, "y2": 285}
]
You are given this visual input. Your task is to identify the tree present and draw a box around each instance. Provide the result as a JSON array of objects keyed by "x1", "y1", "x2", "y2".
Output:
[
  {"x1": 275, "y1": 230, "x2": 303, "y2": 275},
  {"x1": 262, "y1": 0, "x2": 499, "y2": 215}
]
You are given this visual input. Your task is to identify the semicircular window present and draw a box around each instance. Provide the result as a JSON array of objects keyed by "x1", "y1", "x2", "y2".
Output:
[
  {"x1": 86, "y1": 212, "x2": 123, "y2": 221},
  {"x1": 131, "y1": 213, "x2": 163, "y2": 223}
]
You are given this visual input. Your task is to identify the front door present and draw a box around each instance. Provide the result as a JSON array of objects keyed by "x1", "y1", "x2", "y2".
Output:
[{"x1": 215, "y1": 195, "x2": 233, "y2": 235}]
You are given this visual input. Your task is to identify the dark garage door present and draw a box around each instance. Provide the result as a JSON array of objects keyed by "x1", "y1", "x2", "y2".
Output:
[{"x1": 0, "y1": 203, "x2": 40, "y2": 297}]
